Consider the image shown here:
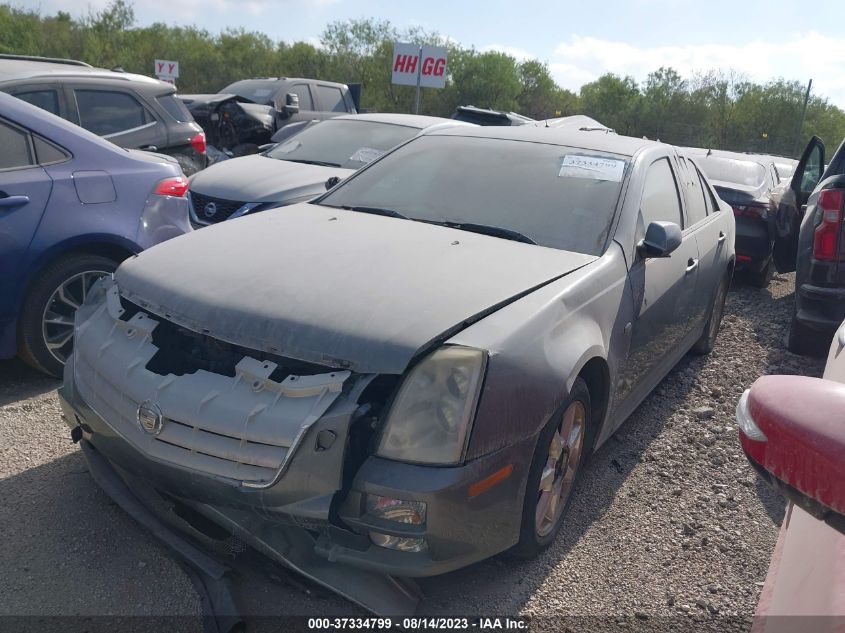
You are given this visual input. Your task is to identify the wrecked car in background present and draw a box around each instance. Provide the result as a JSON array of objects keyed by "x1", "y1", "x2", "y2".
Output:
[
  {"x1": 451, "y1": 105, "x2": 534, "y2": 126},
  {"x1": 60, "y1": 125, "x2": 735, "y2": 613},
  {"x1": 186, "y1": 113, "x2": 469, "y2": 226},
  {"x1": 181, "y1": 77, "x2": 359, "y2": 156}
]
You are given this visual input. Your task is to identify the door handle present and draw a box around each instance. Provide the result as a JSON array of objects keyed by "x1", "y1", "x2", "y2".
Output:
[
  {"x1": 0, "y1": 195, "x2": 30, "y2": 209},
  {"x1": 686, "y1": 258, "x2": 699, "y2": 273},
  {"x1": 718, "y1": 231, "x2": 727, "y2": 244}
]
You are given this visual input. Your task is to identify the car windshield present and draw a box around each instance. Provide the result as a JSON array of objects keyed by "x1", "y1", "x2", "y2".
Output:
[
  {"x1": 319, "y1": 135, "x2": 628, "y2": 255},
  {"x1": 221, "y1": 80, "x2": 277, "y2": 105},
  {"x1": 697, "y1": 156, "x2": 767, "y2": 188},
  {"x1": 265, "y1": 119, "x2": 421, "y2": 169}
]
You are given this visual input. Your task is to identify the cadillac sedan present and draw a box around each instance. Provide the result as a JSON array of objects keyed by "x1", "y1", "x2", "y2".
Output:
[{"x1": 59, "y1": 125, "x2": 735, "y2": 612}]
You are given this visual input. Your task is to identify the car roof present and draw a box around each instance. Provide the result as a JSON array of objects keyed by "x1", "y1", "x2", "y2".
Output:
[
  {"x1": 330, "y1": 112, "x2": 465, "y2": 129},
  {"x1": 0, "y1": 58, "x2": 168, "y2": 90},
  {"x1": 426, "y1": 124, "x2": 663, "y2": 157},
  {"x1": 226, "y1": 77, "x2": 348, "y2": 89},
  {"x1": 683, "y1": 146, "x2": 774, "y2": 169}
]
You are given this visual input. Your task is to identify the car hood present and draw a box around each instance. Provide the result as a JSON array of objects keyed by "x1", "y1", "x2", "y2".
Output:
[
  {"x1": 189, "y1": 154, "x2": 354, "y2": 203},
  {"x1": 115, "y1": 204, "x2": 596, "y2": 374}
]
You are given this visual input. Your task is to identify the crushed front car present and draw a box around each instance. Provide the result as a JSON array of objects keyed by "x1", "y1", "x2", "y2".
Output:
[{"x1": 59, "y1": 276, "x2": 523, "y2": 613}]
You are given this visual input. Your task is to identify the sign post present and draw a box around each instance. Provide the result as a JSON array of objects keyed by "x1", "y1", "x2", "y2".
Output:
[
  {"x1": 154, "y1": 59, "x2": 180, "y2": 86},
  {"x1": 391, "y1": 43, "x2": 447, "y2": 114}
]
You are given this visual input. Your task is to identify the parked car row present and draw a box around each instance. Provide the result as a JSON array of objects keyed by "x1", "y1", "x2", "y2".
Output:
[{"x1": 5, "y1": 53, "x2": 845, "y2": 619}]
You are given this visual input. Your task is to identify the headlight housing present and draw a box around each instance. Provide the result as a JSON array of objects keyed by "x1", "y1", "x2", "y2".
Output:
[{"x1": 376, "y1": 346, "x2": 486, "y2": 465}]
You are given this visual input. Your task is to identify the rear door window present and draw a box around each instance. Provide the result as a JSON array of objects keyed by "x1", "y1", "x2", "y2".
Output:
[
  {"x1": 14, "y1": 89, "x2": 61, "y2": 116},
  {"x1": 289, "y1": 84, "x2": 314, "y2": 110},
  {"x1": 0, "y1": 119, "x2": 34, "y2": 170},
  {"x1": 74, "y1": 89, "x2": 152, "y2": 137},
  {"x1": 680, "y1": 158, "x2": 708, "y2": 226},
  {"x1": 156, "y1": 94, "x2": 192, "y2": 122},
  {"x1": 315, "y1": 85, "x2": 347, "y2": 112}
]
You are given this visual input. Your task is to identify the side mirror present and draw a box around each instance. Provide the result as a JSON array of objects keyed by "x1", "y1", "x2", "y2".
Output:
[
  {"x1": 325, "y1": 176, "x2": 342, "y2": 190},
  {"x1": 637, "y1": 221, "x2": 682, "y2": 258},
  {"x1": 738, "y1": 375, "x2": 845, "y2": 535},
  {"x1": 283, "y1": 93, "x2": 300, "y2": 117}
]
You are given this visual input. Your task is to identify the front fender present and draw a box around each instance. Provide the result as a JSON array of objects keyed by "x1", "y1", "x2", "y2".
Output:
[{"x1": 451, "y1": 245, "x2": 630, "y2": 460}]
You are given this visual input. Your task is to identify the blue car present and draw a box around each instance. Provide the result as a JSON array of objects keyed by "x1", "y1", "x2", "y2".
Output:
[{"x1": 0, "y1": 92, "x2": 191, "y2": 376}]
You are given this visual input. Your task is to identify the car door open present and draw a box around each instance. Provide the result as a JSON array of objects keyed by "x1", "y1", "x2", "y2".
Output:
[{"x1": 773, "y1": 136, "x2": 825, "y2": 273}]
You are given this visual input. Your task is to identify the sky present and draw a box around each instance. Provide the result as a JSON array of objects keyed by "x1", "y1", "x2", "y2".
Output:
[{"x1": 16, "y1": 0, "x2": 845, "y2": 108}]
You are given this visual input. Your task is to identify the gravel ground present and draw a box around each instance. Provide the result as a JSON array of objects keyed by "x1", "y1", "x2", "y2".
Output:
[{"x1": 0, "y1": 272, "x2": 826, "y2": 632}]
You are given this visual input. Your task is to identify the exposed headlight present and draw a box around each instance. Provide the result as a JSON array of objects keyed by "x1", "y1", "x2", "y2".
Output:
[{"x1": 376, "y1": 346, "x2": 486, "y2": 465}]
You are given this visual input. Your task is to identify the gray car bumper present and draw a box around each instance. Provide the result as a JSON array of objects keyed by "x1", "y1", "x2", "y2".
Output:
[{"x1": 59, "y1": 356, "x2": 531, "y2": 610}]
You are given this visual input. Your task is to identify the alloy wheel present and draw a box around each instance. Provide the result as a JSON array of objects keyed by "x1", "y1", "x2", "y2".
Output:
[
  {"x1": 535, "y1": 400, "x2": 586, "y2": 537},
  {"x1": 41, "y1": 270, "x2": 109, "y2": 365}
]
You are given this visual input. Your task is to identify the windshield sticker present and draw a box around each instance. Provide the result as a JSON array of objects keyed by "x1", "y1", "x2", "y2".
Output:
[
  {"x1": 274, "y1": 140, "x2": 301, "y2": 154},
  {"x1": 559, "y1": 155, "x2": 625, "y2": 181},
  {"x1": 349, "y1": 147, "x2": 385, "y2": 164}
]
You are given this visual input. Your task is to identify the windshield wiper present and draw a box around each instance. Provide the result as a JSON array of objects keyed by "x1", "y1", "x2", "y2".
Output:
[
  {"x1": 336, "y1": 205, "x2": 409, "y2": 220},
  {"x1": 283, "y1": 158, "x2": 343, "y2": 167},
  {"x1": 429, "y1": 221, "x2": 537, "y2": 245}
]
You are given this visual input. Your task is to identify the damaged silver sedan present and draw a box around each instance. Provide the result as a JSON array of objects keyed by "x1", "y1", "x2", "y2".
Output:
[{"x1": 59, "y1": 125, "x2": 735, "y2": 614}]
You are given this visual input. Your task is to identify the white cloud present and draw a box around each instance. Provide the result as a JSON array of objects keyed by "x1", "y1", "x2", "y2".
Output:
[
  {"x1": 546, "y1": 32, "x2": 845, "y2": 107},
  {"x1": 480, "y1": 44, "x2": 534, "y2": 62}
]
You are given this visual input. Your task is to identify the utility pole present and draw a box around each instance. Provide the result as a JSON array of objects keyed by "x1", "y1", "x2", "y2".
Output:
[{"x1": 793, "y1": 78, "x2": 812, "y2": 157}]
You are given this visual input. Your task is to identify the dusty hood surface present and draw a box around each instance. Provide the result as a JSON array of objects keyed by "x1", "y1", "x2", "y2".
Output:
[
  {"x1": 115, "y1": 204, "x2": 596, "y2": 374},
  {"x1": 189, "y1": 154, "x2": 353, "y2": 203}
]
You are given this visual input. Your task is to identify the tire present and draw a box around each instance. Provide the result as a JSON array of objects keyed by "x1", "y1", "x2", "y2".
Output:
[
  {"x1": 17, "y1": 254, "x2": 118, "y2": 377},
  {"x1": 787, "y1": 312, "x2": 824, "y2": 356},
  {"x1": 691, "y1": 271, "x2": 730, "y2": 355},
  {"x1": 509, "y1": 377, "x2": 591, "y2": 560},
  {"x1": 746, "y1": 258, "x2": 774, "y2": 288}
]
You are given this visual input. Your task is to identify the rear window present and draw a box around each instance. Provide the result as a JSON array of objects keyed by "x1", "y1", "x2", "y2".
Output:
[
  {"x1": 696, "y1": 156, "x2": 766, "y2": 188},
  {"x1": 156, "y1": 94, "x2": 192, "y2": 122},
  {"x1": 315, "y1": 85, "x2": 347, "y2": 112},
  {"x1": 320, "y1": 135, "x2": 628, "y2": 256}
]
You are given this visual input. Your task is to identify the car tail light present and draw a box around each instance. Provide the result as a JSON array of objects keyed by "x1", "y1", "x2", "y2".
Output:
[
  {"x1": 153, "y1": 176, "x2": 189, "y2": 197},
  {"x1": 190, "y1": 132, "x2": 206, "y2": 154},
  {"x1": 731, "y1": 202, "x2": 769, "y2": 219},
  {"x1": 812, "y1": 189, "x2": 844, "y2": 261}
]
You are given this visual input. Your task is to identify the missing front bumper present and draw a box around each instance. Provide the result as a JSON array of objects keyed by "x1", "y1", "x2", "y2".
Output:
[{"x1": 78, "y1": 438, "x2": 422, "y2": 616}]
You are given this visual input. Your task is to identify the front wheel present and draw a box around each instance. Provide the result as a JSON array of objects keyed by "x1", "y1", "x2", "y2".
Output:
[
  {"x1": 509, "y1": 378, "x2": 590, "y2": 560},
  {"x1": 17, "y1": 254, "x2": 118, "y2": 376}
]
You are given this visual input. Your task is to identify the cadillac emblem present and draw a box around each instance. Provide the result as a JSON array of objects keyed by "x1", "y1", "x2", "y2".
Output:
[{"x1": 137, "y1": 400, "x2": 164, "y2": 435}]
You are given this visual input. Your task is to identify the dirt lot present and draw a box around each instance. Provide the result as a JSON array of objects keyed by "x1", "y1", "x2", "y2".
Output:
[{"x1": 0, "y1": 272, "x2": 826, "y2": 631}]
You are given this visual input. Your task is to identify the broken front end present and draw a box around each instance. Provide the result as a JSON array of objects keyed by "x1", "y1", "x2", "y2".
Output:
[{"x1": 59, "y1": 277, "x2": 526, "y2": 613}]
